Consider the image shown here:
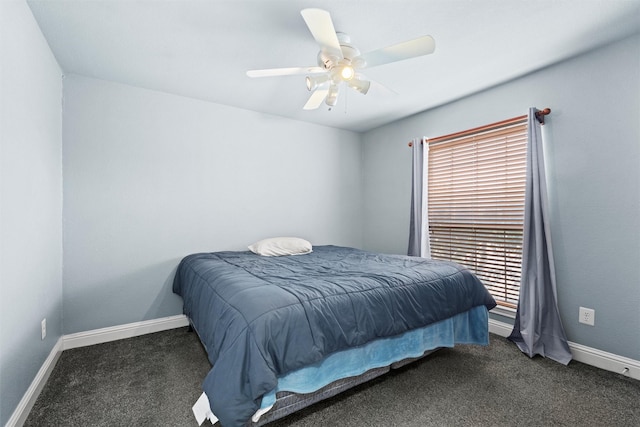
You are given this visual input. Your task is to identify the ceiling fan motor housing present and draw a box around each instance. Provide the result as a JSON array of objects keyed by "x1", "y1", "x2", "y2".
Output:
[{"x1": 317, "y1": 32, "x2": 363, "y2": 70}]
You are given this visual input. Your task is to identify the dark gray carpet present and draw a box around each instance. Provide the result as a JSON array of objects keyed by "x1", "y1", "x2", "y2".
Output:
[
  {"x1": 25, "y1": 328, "x2": 640, "y2": 427},
  {"x1": 25, "y1": 328, "x2": 212, "y2": 427}
]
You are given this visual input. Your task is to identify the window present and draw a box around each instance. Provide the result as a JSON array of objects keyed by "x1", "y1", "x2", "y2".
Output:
[{"x1": 427, "y1": 117, "x2": 527, "y2": 308}]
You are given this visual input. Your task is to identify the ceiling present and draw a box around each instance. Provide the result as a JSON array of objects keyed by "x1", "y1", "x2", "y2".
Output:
[{"x1": 27, "y1": 0, "x2": 640, "y2": 133}]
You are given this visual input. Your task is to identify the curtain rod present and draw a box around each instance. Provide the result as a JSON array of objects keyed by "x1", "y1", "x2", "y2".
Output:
[{"x1": 408, "y1": 108, "x2": 551, "y2": 147}]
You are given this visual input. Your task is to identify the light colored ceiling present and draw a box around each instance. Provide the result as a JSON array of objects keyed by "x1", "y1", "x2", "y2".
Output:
[{"x1": 27, "y1": 0, "x2": 640, "y2": 133}]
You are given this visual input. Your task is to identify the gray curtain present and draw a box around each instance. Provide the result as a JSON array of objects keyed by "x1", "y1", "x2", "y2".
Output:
[
  {"x1": 508, "y1": 108, "x2": 572, "y2": 365},
  {"x1": 407, "y1": 138, "x2": 431, "y2": 258}
]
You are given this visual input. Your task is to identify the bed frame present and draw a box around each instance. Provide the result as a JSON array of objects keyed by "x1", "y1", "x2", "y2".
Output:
[{"x1": 249, "y1": 349, "x2": 438, "y2": 426}]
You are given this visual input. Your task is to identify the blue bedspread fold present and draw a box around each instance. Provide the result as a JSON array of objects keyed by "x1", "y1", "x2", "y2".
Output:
[{"x1": 173, "y1": 245, "x2": 496, "y2": 427}]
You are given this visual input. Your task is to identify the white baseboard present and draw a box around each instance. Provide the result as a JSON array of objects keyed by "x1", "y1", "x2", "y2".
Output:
[
  {"x1": 489, "y1": 318, "x2": 640, "y2": 381},
  {"x1": 569, "y1": 341, "x2": 640, "y2": 381},
  {"x1": 488, "y1": 318, "x2": 514, "y2": 337},
  {"x1": 5, "y1": 337, "x2": 63, "y2": 427},
  {"x1": 7, "y1": 315, "x2": 190, "y2": 427},
  {"x1": 63, "y1": 314, "x2": 189, "y2": 350}
]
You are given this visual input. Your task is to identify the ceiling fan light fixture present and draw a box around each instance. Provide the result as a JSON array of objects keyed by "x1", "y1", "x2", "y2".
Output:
[
  {"x1": 325, "y1": 84, "x2": 340, "y2": 106},
  {"x1": 306, "y1": 74, "x2": 330, "y2": 91},
  {"x1": 340, "y1": 65, "x2": 355, "y2": 81},
  {"x1": 349, "y1": 78, "x2": 371, "y2": 95}
]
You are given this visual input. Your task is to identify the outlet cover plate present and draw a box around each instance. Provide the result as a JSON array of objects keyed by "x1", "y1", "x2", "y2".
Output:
[{"x1": 579, "y1": 307, "x2": 595, "y2": 326}]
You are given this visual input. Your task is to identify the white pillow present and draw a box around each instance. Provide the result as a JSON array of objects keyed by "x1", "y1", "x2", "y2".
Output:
[{"x1": 248, "y1": 237, "x2": 313, "y2": 257}]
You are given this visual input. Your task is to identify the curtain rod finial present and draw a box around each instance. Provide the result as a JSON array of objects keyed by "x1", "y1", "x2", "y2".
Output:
[{"x1": 535, "y1": 107, "x2": 551, "y2": 125}]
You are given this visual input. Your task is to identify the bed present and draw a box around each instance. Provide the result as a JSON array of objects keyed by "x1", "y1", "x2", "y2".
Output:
[{"x1": 173, "y1": 243, "x2": 496, "y2": 427}]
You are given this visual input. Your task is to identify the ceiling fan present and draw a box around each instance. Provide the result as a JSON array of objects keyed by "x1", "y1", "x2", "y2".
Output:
[{"x1": 246, "y1": 8, "x2": 436, "y2": 110}]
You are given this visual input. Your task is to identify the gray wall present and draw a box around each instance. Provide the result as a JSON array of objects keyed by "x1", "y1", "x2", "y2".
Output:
[
  {"x1": 362, "y1": 34, "x2": 640, "y2": 360},
  {"x1": 62, "y1": 75, "x2": 364, "y2": 334},
  {"x1": 0, "y1": 1, "x2": 63, "y2": 425}
]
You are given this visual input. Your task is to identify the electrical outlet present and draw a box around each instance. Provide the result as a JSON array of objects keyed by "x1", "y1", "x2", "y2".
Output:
[
  {"x1": 41, "y1": 318, "x2": 47, "y2": 340},
  {"x1": 579, "y1": 307, "x2": 595, "y2": 326}
]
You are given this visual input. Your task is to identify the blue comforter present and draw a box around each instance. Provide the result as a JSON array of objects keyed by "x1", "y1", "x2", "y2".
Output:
[{"x1": 173, "y1": 246, "x2": 496, "y2": 427}]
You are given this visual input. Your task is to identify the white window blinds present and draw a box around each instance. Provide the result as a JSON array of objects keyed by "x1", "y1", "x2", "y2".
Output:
[{"x1": 427, "y1": 119, "x2": 527, "y2": 308}]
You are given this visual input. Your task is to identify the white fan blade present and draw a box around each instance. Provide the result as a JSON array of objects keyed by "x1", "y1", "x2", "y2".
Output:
[
  {"x1": 301, "y1": 8, "x2": 343, "y2": 59},
  {"x1": 358, "y1": 35, "x2": 435, "y2": 69},
  {"x1": 369, "y1": 79, "x2": 398, "y2": 96},
  {"x1": 247, "y1": 66, "x2": 325, "y2": 78},
  {"x1": 303, "y1": 89, "x2": 329, "y2": 110}
]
